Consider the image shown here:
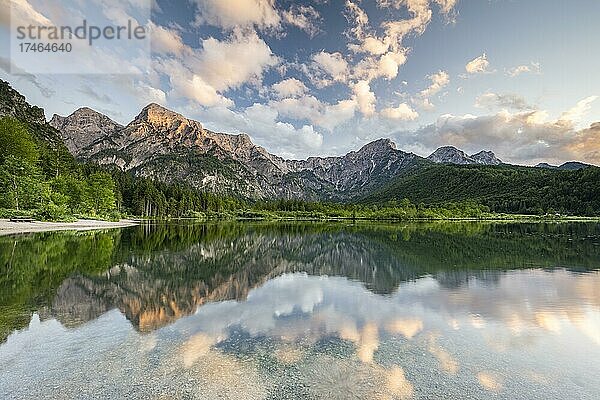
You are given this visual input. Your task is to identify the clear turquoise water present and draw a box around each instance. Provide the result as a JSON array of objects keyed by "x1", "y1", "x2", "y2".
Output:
[{"x1": 1, "y1": 222, "x2": 599, "y2": 399}]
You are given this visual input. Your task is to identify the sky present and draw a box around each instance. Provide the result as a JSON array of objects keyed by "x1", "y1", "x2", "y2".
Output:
[{"x1": 1, "y1": 0, "x2": 599, "y2": 165}]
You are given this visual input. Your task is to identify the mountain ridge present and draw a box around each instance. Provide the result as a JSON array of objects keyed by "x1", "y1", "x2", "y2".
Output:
[
  {"x1": 427, "y1": 145, "x2": 502, "y2": 165},
  {"x1": 49, "y1": 105, "x2": 427, "y2": 200},
  {"x1": 535, "y1": 161, "x2": 591, "y2": 171}
]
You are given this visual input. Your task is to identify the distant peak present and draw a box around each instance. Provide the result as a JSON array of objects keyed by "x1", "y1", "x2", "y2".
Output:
[
  {"x1": 535, "y1": 163, "x2": 557, "y2": 169},
  {"x1": 68, "y1": 107, "x2": 108, "y2": 118},
  {"x1": 436, "y1": 145, "x2": 461, "y2": 152},
  {"x1": 472, "y1": 150, "x2": 494, "y2": 156},
  {"x1": 141, "y1": 103, "x2": 171, "y2": 112},
  {"x1": 428, "y1": 146, "x2": 502, "y2": 165},
  {"x1": 429, "y1": 146, "x2": 470, "y2": 157},
  {"x1": 471, "y1": 150, "x2": 501, "y2": 165},
  {"x1": 50, "y1": 107, "x2": 120, "y2": 128},
  {"x1": 74, "y1": 106, "x2": 95, "y2": 113},
  {"x1": 558, "y1": 161, "x2": 590, "y2": 170},
  {"x1": 359, "y1": 138, "x2": 397, "y2": 152}
]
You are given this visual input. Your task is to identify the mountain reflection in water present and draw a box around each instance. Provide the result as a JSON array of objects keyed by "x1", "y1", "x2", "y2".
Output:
[{"x1": 0, "y1": 222, "x2": 599, "y2": 399}]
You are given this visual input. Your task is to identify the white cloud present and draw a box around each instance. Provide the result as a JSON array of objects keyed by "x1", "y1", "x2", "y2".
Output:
[
  {"x1": 194, "y1": 103, "x2": 324, "y2": 159},
  {"x1": 465, "y1": 53, "x2": 492, "y2": 74},
  {"x1": 559, "y1": 96, "x2": 598, "y2": 126},
  {"x1": 4, "y1": 0, "x2": 52, "y2": 26},
  {"x1": 398, "y1": 99, "x2": 600, "y2": 165},
  {"x1": 150, "y1": 23, "x2": 185, "y2": 55},
  {"x1": 316, "y1": 100, "x2": 358, "y2": 131},
  {"x1": 135, "y1": 83, "x2": 168, "y2": 105},
  {"x1": 281, "y1": 4, "x2": 322, "y2": 37},
  {"x1": 380, "y1": 0, "x2": 434, "y2": 50},
  {"x1": 310, "y1": 51, "x2": 349, "y2": 86},
  {"x1": 349, "y1": 36, "x2": 390, "y2": 55},
  {"x1": 272, "y1": 78, "x2": 308, "y2": 98},
  {"x1": 170, "y1": 73, "x2": 234, "y2": 108},
  {"x1": 244, "y1": 103, "x2": 323, "y2": 151},
  {"x1": 352, "y1": 51, "x2": 406, "y2": 82},
  {"x1": 343, "y1": 0, "x2": 456, "y2": 87},
  {"x1": 192, "y1": 0, "x2": 280, "y2": 31},
  {"x1": 381, "y1": 103, "x2": 419, "y2": 120},
  {"x1": 433, "y1": 0, "x2": 458, "y2": 15},
  {"x1": 352, "y1": 80, "x2": 376, "y2": 117},
  {"x1": 189, "y1": 30, "x2": 279, "y2": 92},
  {"x1": 507, "y1": 62, "x2": 541, "y2": 77},
  {"x1": 475, "y1": 92, "x2": 532, "y2": 111},
  {"x1": 344, "y1": 0, "x2": 370, "y2": 41},
  {"x1": 272, "y1": 95, "x2": 322, "y2": 121},
  {"x1": 419, "y1": 70, "x2": 450, "y2": 98},
  {"x1": 271, "y1": 95, "x2": 357, "y2": 132},
  {"x1": 413, "y1": 97, "x2": 435, "y2": 111}
]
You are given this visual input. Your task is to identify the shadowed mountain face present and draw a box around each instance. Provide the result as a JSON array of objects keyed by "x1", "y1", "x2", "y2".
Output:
[{"x1": 2, "y1": 222, "x2": 599, "y2": 338}]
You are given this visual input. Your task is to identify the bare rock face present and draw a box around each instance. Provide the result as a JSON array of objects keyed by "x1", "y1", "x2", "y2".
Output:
[
  {"x1": 471, "y1": 150, "x2": 502, "y2": 165},
  {"x1": 428, "y1": 146, "x2": 502, "y2": 165},
  {"x1": 50, "y1": 107, "x2": 124, "y2": 156},
  {"x1": 289, "y1": 139, "x2": 421, "y2": 194},
  {"x1": 0, "y1": 80, "x2": 46, "y2": 125},
  {"x1": 51, "y1": 105, "x2": 424, "y2": 200}
]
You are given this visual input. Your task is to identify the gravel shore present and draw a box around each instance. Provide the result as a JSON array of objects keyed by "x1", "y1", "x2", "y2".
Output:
[{"x1": 0, "y1": 219, "x2": 138, "y2": 236}]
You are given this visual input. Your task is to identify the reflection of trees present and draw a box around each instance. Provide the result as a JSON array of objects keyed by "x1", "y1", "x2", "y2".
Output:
[
  {"x1": 1, "y1": 221, "x2": 599, "y2": 339},
  {"x1": 0, "y1": 230, "x2": 119, "y2": 341}
]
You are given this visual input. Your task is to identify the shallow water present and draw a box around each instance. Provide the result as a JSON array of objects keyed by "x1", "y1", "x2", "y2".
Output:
[{"x1": 1, "y1": 222, "x2": 599, "y2": 399}]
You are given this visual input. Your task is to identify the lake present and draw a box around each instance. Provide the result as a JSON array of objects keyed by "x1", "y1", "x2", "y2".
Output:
[{"x1": 1, "y1": 222, "x2": 599, "y2": 399}]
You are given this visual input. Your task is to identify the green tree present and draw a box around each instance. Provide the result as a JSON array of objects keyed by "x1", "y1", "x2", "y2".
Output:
[
  {"x1": 0, "y1": 155, "x2": 43, "y2": 210},
  {"x1": 0, "y1": 117, "x2": 38, "y2": 164},
  {"x1": 84, "y1": 172, "x2": 117, "y2": 215}
]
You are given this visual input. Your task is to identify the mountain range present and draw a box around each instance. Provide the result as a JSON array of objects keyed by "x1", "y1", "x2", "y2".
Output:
[
  {"x1": 47, "y1": 101, "x2": 543, "y2": 201},
  {"x1": 1, "y1": 79, "x2": 599, "y2": 213},
  {"x1": 49, "y1": 104, "x2": 435, "y2": 200}
]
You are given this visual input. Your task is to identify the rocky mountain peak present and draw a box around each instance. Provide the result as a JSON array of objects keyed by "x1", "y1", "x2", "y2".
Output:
[
  {"x1": 49, "y1": 107, "x2": 123, "y2": 155},
  {"x1": 358, "y1": 138, "x2": 397, "y2": 154},
  {"x1": 428, "y1": 146, "x2": 502, "y2": 165},
  {"x1": 471, "y1": 150, "x2": 502, "y2": 165},
  {"x1": 71, "y1": 106, "x2": 100, "y2": 116},
  {"x1": 127, "y1": 103, "x2": 205, "y2": 145},
  {"x1": 428, "y1": 146, "x2": 473, "y2": 164},
  {"x1": 51, "y1": 107, "x2": 122, "y2": 128},
  {"x1": 0, "y1": 79, "x2": 46, "y2": 125},
  {"x1": 134, "y1": 103, "x2": 194, "y2": 127}
]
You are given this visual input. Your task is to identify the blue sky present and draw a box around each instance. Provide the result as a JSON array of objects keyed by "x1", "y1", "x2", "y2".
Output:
[{"x1": 1, "y1": 0, "x2": 599, "y2": 165}]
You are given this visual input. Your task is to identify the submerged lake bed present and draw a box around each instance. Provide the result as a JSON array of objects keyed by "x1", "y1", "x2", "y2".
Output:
[{"x1": 1, "y1": 222, "x2": 599, "y2": 399}]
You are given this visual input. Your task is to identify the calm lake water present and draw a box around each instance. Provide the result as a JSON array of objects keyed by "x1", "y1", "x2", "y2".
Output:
[{"x1": 1, "y1": 222, "x2": 599, "y2": 399}]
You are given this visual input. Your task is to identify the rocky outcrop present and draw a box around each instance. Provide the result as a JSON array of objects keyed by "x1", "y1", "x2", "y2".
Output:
[
  {"x1": 471, "y1": 150, "x2": 502, "y2": 165},
  {"x1": 0, "y1": 80, "x2": 46, "y2": 125},
  {"x1": 50, "y1": 107, "x2": 124, "y2": 156},
  {"x1": 0, "y1": 79, "x2": 68, "y2": 150},
  {"x1": 428, "y1": 146, "x2": 502, "y2": 165}
]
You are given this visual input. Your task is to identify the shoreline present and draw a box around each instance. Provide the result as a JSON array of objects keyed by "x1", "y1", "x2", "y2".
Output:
[
  {"x1": 1, "y1": 215, "x2": 598, "y2": 236},
  {"x1": 0, "y1": 219, "x2": 139, "y2": 236}
]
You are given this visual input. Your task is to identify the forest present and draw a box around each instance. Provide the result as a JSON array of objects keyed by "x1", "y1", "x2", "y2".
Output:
[{"x1": 1, "y1": 115, "x2": 598, "y2": 221}]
